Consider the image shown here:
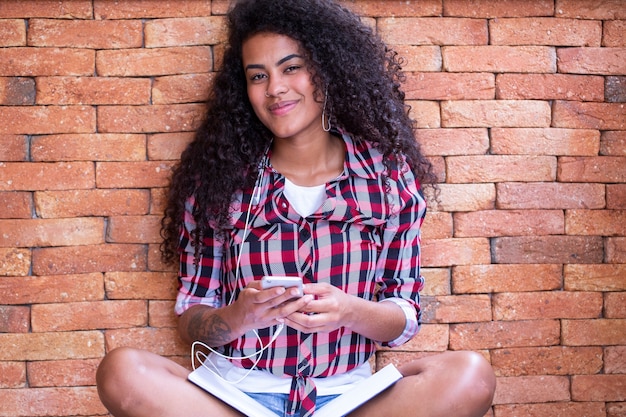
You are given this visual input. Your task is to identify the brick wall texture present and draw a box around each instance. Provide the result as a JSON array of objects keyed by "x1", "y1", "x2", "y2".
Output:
[{"x1": 0, "y1": 0, "x2": 625, "y2": 416}]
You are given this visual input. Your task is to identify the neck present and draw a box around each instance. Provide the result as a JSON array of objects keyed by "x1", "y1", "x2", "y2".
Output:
[{"x1": 271, "y1": 131, "x2": 345, "y2": 186}]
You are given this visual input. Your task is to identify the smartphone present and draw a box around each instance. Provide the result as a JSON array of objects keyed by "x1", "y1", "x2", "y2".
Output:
[{"x1": 261, "y1": 276, "x2": 303, "y2": 296}]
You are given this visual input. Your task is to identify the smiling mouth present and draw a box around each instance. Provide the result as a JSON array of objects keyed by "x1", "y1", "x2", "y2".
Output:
[{"x1": 269, "y1": 100, "x2": 298, "y2": 115}]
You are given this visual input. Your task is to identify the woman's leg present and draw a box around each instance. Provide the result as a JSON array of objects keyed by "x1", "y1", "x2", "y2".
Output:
[
  {"x1": 352, "y1": 351, "x2": 496, "y2": 417},
  {"x1": 96, "y1": 347, "x2": 244, "y2": 417}
]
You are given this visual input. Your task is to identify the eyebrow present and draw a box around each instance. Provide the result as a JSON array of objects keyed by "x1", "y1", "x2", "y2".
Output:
[{"x1": 245, "y1": 53, "x2": 303, "y2": 71}]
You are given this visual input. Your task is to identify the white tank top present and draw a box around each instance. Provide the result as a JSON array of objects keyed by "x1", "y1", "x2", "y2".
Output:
[{"x1": 283, "y1": 178, "x2": 327, "y2": 217}]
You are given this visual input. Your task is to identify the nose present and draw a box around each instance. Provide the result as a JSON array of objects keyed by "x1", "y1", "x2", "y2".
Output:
[{"x1": 265, "y1": 74, "x2": 288, "y2": 97}]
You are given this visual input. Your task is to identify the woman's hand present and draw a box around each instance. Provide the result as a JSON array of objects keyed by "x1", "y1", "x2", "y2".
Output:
[
  {"x1": 282, "y1": 282, "x2": 355, "y2": 333},
  {"x1": 231, "y1": 280, "x2": 314, "y2": 333}
]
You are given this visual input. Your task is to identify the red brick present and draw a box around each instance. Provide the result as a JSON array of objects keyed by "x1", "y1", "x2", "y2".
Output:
[
  {"x1": 421, "y1": 294, "x2": 492, "y2": 323},
  {"x1": 452, "y1": 264, "x2": 562, "y2": 294},
  {"x1": 32, "y1": 244, "x2": 147, "y2": 275},
  {"x1": 0, "y1": 19, "x2": 26, "y2": 46},
  {"x1": 96, "y1": 161, "x2": 175, "y2": 188},
  {"x1": 149, "y1": 188, "x2": 169, "y2": 215},
  {"x1": 601, "y1": 131, "x2": 626, "y2": 156},
  {"x1": 31, "y1": 133, "x2": 146, "y2": 161},
  {"x1": 104, "y1": 272, "x2": 178, "y2": 300},
  {"x1": 0, "y1": 331, "x2": 104, "y2": 361},
  {"x1": 35, "y1": 189, "x2": 150, "y2": 218},
  {"x1": 28, "y1": 19, "x2": 143, "y2": 49},
  {"x1": 496, "y1": 74, "x2": 604, "y2": 101},
  {"x1": 490, "y1": 18, "x2": 601, "y2": 46},
  {"x1": 444, "y1": 0, "x2": 554, "y2": 18},
  {"x1": 0, "y1": 248, "x2": 30, "y2": 277},
  {"x1": 32, "y1": 300, "x2": 148, "y2": 332},
  {"x1": 495, "y1": 402, "x2": 606, "y2": 417},
  {"x1": 563, "y1": 319, "x2": 626, "y2": 346},
  {"x1": 418, "y1": 128, "x2": 489, "y2": 156},
  {"x1": 0, "y1": 191, "x2": 32, "y2": 218},
  {"x1": 36, "y1": 76, "x2": 151, "y2": 105},
  {"x1": 0, "y1": 135, "x2": 27, "y2": 161},
  {"x1": 425, "y1": 184, "x2": 496, "y2": 212},
  {"x1": 0, "y1": 362, "x2": 26, "y2": 389},
  {"x1": 148, "y1": 243, "x2": 176, "y2": 272},
  {"x1": 0, "y1": 106, "x2": 96, "y2": 135},
  {"x1": 493, "y1": 291, "x2": 602, "y2": 320},
  {"x1": 558, "y1": 156, "x2": 626, "y2": 183},
  {"x1": 608, "y1": 403, "x2": 626, "y2": 417},
  {"x1": 491, "y1": 346, "x2": 603, "y2": 377},
  {"x1": 404, "y1": 72, "x2": 494, "y2": 100},
  {"x1": 406, "y1": 100, "x2": 440, "y2": 128},
  {"x1": 450, "y1": 320, "x2": 560, "y2": 350},
  {"x1": 96, "y1": 46, "x2": 211, "y2": 76},
  {"x1": 387, "y1": 45, "x2": 442, "y2": 72},
  {"x1": 447, "y1": 155, "x2": 556, "y2": 183},
  {"x1": 152, "y1": 73, "x2": 213, "y2": 104},
  {"x1": 0, "y1": 306, "x2": 29, "y2": 333},
  {"x1": 443, "y1": 46, "x2": 556, "y2": 73},
  {"x1": 607, "y1": 238, "x2": 626, "y2": 263},
  {"x1": 565, "y1": 264, "x2": 626, "y2": 291},
  {"x1": 0, "y1": 1, "x2": 92, "y2": 18},
  {"x1": 566, "y1": 209, "x2": 626, "y2": 236},
  {"x1": 107, "y1": 215, "x2": 162, "y2": 244},
  {"x1": 27, "y1": 358, "x2": 100, "y2": 387},
  {"x1": 497, "y1": 182, "x2": 605, "y2": 210},
  {"x1": 0, "y1": 76, "x2": 35, "y2": 105},
  {"x1": 455, "y1": 209, "x2": 564, "y2": 237},
  {"x1": 558, "y1": 47, "x2": 626, "y2": 75},
  {"x1": 606, "y1": 292, "x2": 626, "y2": 319},
  {"x1": 556, "y1": 0, "x2": 626, "y2": 19},
  {"x1": 378, "y1": 17, "x2": 487, "y2": 45},
  {"x1": 0, "y1": 273, "x2": 104, "y2": 305},
  {"x1": 420, "y1": 268, "x2": 451, "y2": 296},
  {"x1": 421, "y1": 211, "x2": 453, "y2": 240},
  {"x1": 493, "y1": 375, "x2": 570, "y2": 405},
  {"x1": 0, "y1": 386, "x2": 106, "y2": 416},
  {"x1": 606, "y1": 76, "x2": 626, "y2": 103},
  {"x1": 0, "y1": 218, "x2": 103, "y2": 248},
  {"x1": 149, "y1": 300, "x2": 178, "y2": 328},
  {"x1": 97, "y1": 103, "x2": 205, "y2": 133},
  {"x1": 0, "y1": 47, "x2": 94, "y2": 76},
  {"x1": 421, "y1": 238, "x2": 491, "y2": 267},
  {"x1": 604, "y1": 20, "x2": 626, "y2": 47},
  {"x1": 94, "y1": 0, "x2": 211, "y2": 19},
  {"x1": 606, "y1": 346, "x2": 626, "y2": 374},
  {"x1": 553, "y1": 101, "x2": 626, "y2": 130},
  {"x1": 493, "y1": 236, "x2": 604, "y2": 264},
  {"x1": 491, "y1": 128, "x2": 600, "y2": 156},
  {"x1": 572, "y1": 374, "x2": 626, "y2": 402},
  {"x1": 147, "y1": 132, "x2": 195, "y2": 160},
  {"x1": 397, "y1": 323, "x2": 450, "y2": 352},
  {"x1": 442, "y1": 100, "x2": 551, "y2": 128},
  {"x1": 104, "y1": 327, "x2": 187, "y2": 356},
  {"x1": 339, "y1": 0, "x2": 441, "y2": 17},
  {"x1": 145, "y1": 16, "x2": 226, "y2": 47}
]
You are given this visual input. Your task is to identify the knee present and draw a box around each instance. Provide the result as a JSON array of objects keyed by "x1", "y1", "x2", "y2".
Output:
[
  {"x1": 96, "y1": 347, "x2": 145, "y2": 406},
  {"x1": 453, "y1": 351, "x2": 496, "y2": 411}
]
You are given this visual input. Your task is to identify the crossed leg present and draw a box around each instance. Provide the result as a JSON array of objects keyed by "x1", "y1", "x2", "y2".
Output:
[{"x1": 96, "y1": 348, "x2": 495, "y2": 417}]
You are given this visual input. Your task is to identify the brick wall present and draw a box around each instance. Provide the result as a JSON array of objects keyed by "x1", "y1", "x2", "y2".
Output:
[{"x1": 0, "y1": 1, "x2": 624, "y2": 416}]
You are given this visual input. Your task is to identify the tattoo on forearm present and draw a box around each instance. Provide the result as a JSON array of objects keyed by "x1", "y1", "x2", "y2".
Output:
[{"x1": 188, "y1": 311, "x2": 233, "y2": 346}]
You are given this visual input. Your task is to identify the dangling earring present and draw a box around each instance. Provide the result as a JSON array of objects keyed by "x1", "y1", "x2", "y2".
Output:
[{"x1": 321, "y1": 88, "x2": 331, "y2": 132}]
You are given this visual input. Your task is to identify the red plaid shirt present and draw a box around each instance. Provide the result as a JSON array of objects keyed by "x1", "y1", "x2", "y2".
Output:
[{"x1": 176, "y1": 132, "x2": 426, "y2": 415}]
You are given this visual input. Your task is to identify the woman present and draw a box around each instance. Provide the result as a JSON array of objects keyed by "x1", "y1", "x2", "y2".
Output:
[{"x1": 96, "y1": 0, "x2": 496, "y2": 416}]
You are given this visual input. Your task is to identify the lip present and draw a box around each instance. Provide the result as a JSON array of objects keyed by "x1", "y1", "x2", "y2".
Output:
[{"x1": 268, "y1": 100, "x2": 298, "y2": 116}]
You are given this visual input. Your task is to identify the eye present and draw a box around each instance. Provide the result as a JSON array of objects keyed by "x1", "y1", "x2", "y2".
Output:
[
  {"x1": 249, "y1": 72, "x2": 267, "y2": 82},
  {"x1": 284, "y1": 65, "x2": 301, "y2": 73}
]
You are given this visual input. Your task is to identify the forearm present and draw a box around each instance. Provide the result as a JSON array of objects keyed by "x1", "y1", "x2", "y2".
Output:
[
  {"x1": 344, "y1": 296, "x2": 407, "y2": 343},
  {"x1": 178, "y1": 304, "x2": 244, "y2": 347}
]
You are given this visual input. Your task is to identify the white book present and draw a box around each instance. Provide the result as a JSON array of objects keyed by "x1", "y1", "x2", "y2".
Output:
[{"x1": 188, "y1": 363, "x2": 403, "y2": 417}]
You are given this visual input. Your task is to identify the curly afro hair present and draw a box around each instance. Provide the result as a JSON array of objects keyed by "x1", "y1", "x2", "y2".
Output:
[{"x1": 161, "y1": 0, "x2": 435, "y2": 265}]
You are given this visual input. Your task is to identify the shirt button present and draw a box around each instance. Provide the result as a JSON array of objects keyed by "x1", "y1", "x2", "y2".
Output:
[{"x1": 281, "y1": 201, "x2": 288, "y2": 209}]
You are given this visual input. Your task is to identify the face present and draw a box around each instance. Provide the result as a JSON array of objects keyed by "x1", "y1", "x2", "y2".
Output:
[{"x1": 242, "y1": 32, "x2": 324, "y2": 141}]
